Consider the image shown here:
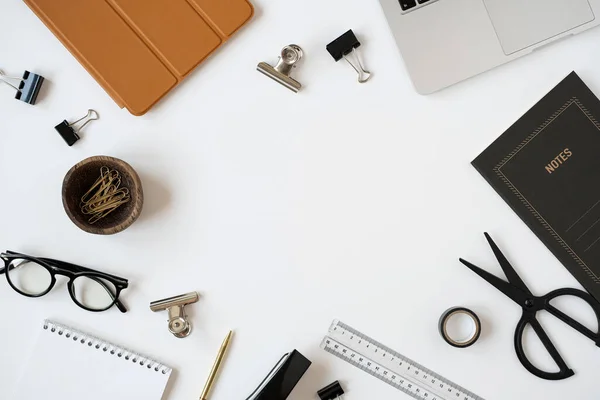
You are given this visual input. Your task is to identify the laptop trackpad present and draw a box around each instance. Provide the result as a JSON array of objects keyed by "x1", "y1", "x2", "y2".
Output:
[{"x1": 483, "y1": 0, "x2": 594, "y2": 55}]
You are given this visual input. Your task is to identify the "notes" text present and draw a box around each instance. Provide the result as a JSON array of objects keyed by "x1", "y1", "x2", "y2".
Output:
[{"x1": 545, "y1": 148, "x2": 572, "y2": 174}]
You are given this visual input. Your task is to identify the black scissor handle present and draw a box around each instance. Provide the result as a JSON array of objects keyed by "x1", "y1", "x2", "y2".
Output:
[
  {"x1": 514, "y1": 314, "x2": 574, "y2": 380},
  {"x1": 514, "y1": 288, "x2": 600, "y2": 380},
  {"x1": 543, "y1": 288, "x2": 600, "y2": 345}
]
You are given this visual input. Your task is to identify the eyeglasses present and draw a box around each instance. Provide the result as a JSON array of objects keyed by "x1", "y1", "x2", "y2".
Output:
[{"x1": 0, "y1": 251, "x2": 128, "y2": 313}]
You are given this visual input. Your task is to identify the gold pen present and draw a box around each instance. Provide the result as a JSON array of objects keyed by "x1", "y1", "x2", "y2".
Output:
[{"x1": 199, "y1": 330, "x2": 233, "y2": 400}]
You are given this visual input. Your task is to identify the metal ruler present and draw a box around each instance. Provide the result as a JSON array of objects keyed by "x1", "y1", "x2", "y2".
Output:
[{"x1": 321, "y1": 320, "x2": 485, "y2": 400}]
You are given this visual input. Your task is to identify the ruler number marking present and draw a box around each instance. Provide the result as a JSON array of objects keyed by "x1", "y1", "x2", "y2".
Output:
[
  {"x1": 324, "y1": 321, "x2": 484, "y2": 400},
  {"x1": 325, "y1": 340, "x2": 438, "y2": 398}
]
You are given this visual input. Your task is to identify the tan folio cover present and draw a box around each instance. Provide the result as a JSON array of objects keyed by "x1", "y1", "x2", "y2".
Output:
[{"x1": 24, "y1": 0, "x2": 254, "y2": 116}]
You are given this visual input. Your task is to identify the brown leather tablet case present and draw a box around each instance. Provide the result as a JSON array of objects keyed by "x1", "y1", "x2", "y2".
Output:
[{"x1": 24, "y1": 0, "x2": 254, "y2": 116}]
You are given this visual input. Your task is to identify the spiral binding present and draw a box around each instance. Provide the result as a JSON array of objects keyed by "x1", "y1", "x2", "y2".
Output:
[{"x1": 43, "y1": 320, "x2": 171, "y2": 375}]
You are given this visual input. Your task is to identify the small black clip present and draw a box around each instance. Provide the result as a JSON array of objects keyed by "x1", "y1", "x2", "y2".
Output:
[
  {"x1": 326, "y1": 30, "x2": 371, "y2": 83},
  {"x1": 55, "y1": 109, "x2": 99, "y2": 146},
  {"x1": 17, "y1": 71, "x2": 45, "y2": 105},
  {"x1": 318, "y1": 380, "x2": 344, "y2": 400},
  {"x1": 0, "y1": 70, "x2": 45, "y2": 105}
]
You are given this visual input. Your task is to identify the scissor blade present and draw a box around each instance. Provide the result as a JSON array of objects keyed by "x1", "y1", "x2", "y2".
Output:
[
  {"x1": 484, "y1": 233, "x2": 533, "y2": 296},
  {"x1": 459, "y1": 258, "x2": 529, "y2": 305}
]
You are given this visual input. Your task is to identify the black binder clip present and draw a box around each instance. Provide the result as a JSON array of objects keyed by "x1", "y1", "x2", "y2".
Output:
[
  {"x1": 326, "y1": 30, "x2": 372, "y2": 83},
  {"x1": 0, "y1": 70, "x2": 45, "y2": 105},
  {"x1": 246, "y1": 349, "x2": 312, "y2": 400},
  {"x1": 55, "y1": 109, "x2": 99, "y2": 146},
  {"x1": 318, "y1": 381, "x2": 344, "y2": 400}
]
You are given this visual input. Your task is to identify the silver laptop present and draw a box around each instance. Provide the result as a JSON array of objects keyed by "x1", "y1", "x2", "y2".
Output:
[{"x1": 378, "y1": 0, "x2": 600, "y2": 94}]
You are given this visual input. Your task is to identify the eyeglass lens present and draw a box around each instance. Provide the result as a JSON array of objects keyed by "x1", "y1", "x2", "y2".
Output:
[
  {"x1": 6, "y1": 259, "x2": 52, "y2": 295},
  {"x1": 72, "y1": 276, "x2": 118, "y2": 310}
]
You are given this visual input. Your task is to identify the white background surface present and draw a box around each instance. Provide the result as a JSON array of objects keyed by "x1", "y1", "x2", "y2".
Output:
[{"x1": 2, "y1": 1, "x2": 600, "y2": 399}]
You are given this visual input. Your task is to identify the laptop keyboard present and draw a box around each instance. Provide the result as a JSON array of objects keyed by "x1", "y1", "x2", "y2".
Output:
[{"x1": 399, "y1": 0, "x2": 438, "y2": 12}]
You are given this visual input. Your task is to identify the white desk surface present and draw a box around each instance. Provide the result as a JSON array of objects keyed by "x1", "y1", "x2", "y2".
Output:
[{"x1": 3, "y1": 1, "x2": 600, "y2": 399}]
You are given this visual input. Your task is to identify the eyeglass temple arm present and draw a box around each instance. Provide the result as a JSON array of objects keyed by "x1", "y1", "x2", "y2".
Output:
[
  {"x1": 115, "y1": 299, "x2": 128, "y2": 313},
  {"x1": 0, "y1": 251, "x2": 19, "y2": 274},
  {"x1": 2, "y1": 252, "x2": 127, "y2": 285},
  {"x1": 0, "y1": 263, "x2": 19, "y2": 274},
  {"x1": 39, "y1": 257, "x2": 128, "y2": 285}
]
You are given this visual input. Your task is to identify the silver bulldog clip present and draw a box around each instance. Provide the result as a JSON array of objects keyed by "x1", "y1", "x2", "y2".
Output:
[
  {"x1": 257, "y1": 45, "x2": 304, "y2": 93},
  {"x1": 150, "y1": 292, "x2": 199, "y2": 338}
]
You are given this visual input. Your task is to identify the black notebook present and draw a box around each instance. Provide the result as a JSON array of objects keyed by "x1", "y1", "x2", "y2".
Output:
[{"x1": 473, "y1": 72, "x2": 600, "y2": 300}]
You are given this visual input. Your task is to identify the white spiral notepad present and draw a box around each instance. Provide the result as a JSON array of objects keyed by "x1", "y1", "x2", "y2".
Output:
[{"x1": 12, "y1": 320, "x2": 172, "y2": 400}]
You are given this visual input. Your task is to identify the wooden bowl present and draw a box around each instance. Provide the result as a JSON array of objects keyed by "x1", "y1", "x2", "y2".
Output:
[{"x1": 62, "y1": 156, "x2": 143, "y2": 235}]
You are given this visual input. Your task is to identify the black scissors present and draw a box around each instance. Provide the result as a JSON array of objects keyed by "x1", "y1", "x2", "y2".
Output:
[{"x1": 460, "y1": 233, "x2": 600, "y2": 380}]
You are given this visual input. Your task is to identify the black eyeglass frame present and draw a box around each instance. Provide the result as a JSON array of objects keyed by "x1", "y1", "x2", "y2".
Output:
[{"x1": 0, "y1": 250, "x2": 128, "y2": 313}]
